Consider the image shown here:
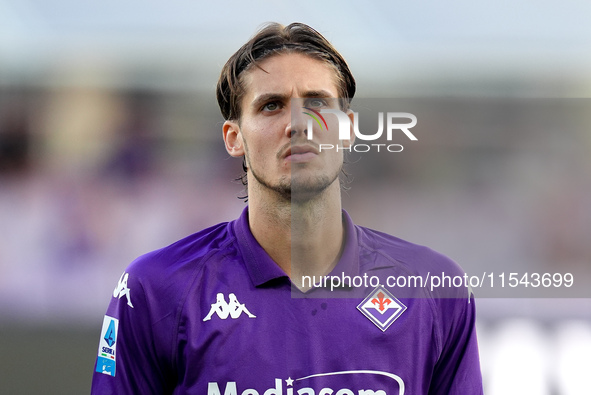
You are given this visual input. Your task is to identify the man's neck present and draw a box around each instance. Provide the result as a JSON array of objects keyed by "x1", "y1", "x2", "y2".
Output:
[{"x1": 247, "y1": 182, "x2": 345, "y2": 289}]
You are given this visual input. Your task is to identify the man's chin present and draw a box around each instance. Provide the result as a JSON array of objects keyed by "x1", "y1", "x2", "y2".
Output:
[
  {"x1": 287, "y1": 176, "x2": 335, "y2": 202},
  {"x1": 250, "y1": 167, "x2": 337, "y2": 202}
]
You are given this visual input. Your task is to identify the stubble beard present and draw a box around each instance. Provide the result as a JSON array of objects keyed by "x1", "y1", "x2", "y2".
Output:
[
  {"x1": 248, "y1": 159, "x2": 340, "y2": 203},
  {"x1": 242, "y1": 137, "x2": 342, "y2": 202}
]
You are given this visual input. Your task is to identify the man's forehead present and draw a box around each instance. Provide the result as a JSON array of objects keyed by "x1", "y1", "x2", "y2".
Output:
[{"x1": 241, "y1": 53, "x2": 341, "y2": 104}]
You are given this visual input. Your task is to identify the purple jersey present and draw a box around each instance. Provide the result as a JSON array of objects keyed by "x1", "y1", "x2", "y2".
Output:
[{"x1": 91, "y1": 207, "x2": 483, "y2": 394}]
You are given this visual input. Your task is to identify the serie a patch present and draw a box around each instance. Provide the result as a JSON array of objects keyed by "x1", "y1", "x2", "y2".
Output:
[{"x1": 96, "y1": 315, "x2": 119, "y2": 376}]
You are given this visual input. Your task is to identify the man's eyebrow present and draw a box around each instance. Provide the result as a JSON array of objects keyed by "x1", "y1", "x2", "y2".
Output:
[
  {"x1": 250, "y1": 90, "x2": 337, "y2": 110},
  {"x1": 251, "y1": 93, "x2": 289, "y2": 110},
  {"x1": 301, "y1": 90, "x2": 335, "y2": 98}
]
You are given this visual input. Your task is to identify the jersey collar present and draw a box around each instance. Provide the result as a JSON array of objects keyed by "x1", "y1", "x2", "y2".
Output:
[{"x1": 233, "y1": 206, "x2": 360, "y2": 288}]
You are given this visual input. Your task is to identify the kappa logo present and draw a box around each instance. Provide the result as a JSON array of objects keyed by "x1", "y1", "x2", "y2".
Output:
[
  {"x1": 357, "y1": 285, "x2": 407, "y2": 332},
  {"x1": 113, "y1": 272, "x2": 133, "y2": 308},
  {"x1": 203, "y1": 293, "x2": 256, "y2": 321}
]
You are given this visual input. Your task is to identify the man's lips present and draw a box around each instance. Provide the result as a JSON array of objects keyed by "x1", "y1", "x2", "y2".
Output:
[{"x1": 283, "y1": 144, "x2": 320, "y2": 162}]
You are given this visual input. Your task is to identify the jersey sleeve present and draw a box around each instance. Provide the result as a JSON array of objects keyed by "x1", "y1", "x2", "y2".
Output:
[
  {"x1": 428, "y1": 292, "x2": 484, "y2": 395},
  {"x1": 91, "y1": 259, "x2": 176, "y2": 394}
]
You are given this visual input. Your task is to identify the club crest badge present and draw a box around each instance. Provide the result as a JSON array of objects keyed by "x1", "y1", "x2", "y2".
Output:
[{"x1": 357, "y1": 285, "x2": 407, "y2": 332}]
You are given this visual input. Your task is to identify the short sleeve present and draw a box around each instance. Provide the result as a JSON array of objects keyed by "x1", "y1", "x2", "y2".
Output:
[
  {"x1": 428, "y1": 292, "x2": 484, "y2": 394},
  {"x1": 91, "y1": 265, "x2": 174, "y2": 394}
]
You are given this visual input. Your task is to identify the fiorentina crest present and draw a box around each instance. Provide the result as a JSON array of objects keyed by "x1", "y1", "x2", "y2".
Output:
[{"x1": 357, "y1": 285, "x2": 407, "y2": 332}]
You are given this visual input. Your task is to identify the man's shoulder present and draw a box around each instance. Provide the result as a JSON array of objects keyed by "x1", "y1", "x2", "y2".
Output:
[
  {"x1": 102, "y1": 219, "x2": 245, "y2": 337},
  {"x1": 124, "y1": 220, "x2": 239, "y2": 288},
  {"x1": 356, "y1": 225, "x2": 465, "y2": 277}
]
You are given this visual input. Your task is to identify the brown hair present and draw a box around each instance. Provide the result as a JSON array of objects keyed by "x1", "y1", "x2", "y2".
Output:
[{"x1": 216, "y1": 22, "x2": 356, "y2": 121}]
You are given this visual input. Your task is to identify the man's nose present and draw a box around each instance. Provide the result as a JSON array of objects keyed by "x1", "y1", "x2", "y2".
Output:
[{"x1": 287, "y1": 104, "x2": 309, "y2": 138}]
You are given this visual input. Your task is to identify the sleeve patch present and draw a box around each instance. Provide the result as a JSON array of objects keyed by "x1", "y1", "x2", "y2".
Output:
[{"x1": 96, "y1": 315, "x2": 119, "y2": 377}]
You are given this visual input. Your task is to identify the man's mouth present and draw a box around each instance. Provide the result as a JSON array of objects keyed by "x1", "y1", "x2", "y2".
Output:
[{"x1": 284, "y1": 145, "x2": 320, "y2": 162}]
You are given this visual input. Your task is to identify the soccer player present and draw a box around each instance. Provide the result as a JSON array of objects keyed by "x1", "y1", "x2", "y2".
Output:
[{"x1": 91, "y1": 23, "x2": 483, "y2": 394}]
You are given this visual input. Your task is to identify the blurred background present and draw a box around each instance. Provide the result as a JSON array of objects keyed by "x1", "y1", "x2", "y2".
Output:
[{"x1": 1, "y1": 0, "x2": 590, "y2": 393}]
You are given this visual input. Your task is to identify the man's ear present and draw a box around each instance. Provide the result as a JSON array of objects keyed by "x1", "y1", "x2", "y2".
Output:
[
  {"x1": 341, "y1": 109, "x2": 356, "y2": 148},
  {"x1": 223, "y1": 120, "x2": 245, "y2": 157}
]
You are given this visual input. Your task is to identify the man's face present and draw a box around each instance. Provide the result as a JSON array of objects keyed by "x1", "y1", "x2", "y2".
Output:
[{"x1": 223, "y1": 52, "x2": 353, "y2": 201}]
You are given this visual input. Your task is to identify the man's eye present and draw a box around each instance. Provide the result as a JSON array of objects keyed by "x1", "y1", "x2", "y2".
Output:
[
  {"x1": 306, "y1": 99, "x2": 327, "y2": 108},
  {"x1": 262, "y1": 102, "x2": 279, "y2": 111}
]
